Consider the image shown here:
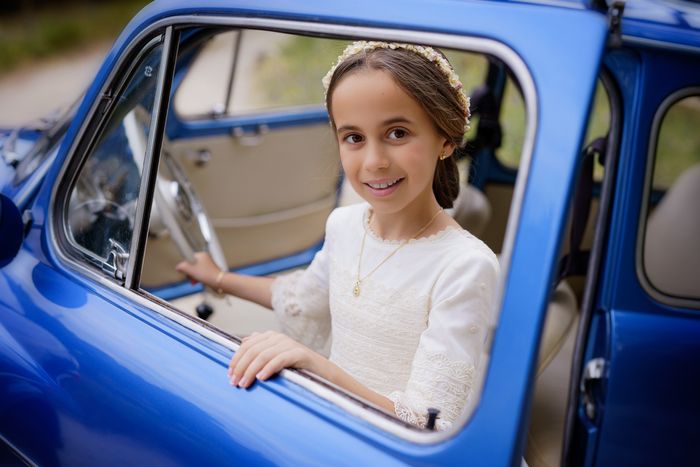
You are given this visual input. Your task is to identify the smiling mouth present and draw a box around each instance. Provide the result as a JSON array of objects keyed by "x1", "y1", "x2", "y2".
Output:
[{"x1": 365, "y1": 178, "x2": 404, "y2": 189}]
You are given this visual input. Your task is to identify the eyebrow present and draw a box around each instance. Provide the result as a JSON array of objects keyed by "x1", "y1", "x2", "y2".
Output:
[{"x1": 336, "y1": 116, "x2": 413, "y2": 134}]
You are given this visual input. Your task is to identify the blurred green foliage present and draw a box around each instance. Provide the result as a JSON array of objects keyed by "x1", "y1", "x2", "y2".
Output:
[
  {"x1": 655, "y1": 96, "x2": 700, "y2": 188},
  {"x1": 0, "y1": 0, "x2": 149, "y2": 75},
  {"x1": 255, "y1": 35, "x2": 347, "y2": 109}
]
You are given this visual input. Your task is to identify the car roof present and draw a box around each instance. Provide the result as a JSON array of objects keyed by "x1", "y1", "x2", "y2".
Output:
[
  {"x1": 498, "y1": 0, "x2": 700, "y2": 49},
  {"x1": 136, "y1": 0, "x2": 700, "y2": 50}
]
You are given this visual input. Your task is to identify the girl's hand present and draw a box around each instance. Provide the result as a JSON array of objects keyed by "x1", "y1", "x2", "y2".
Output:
[
  {"x1": 228, "y1": 331, "x2": 320, "y2": 388},
  {"x1": 175, "y1": 251, "x2": 221, "y2": 287}
]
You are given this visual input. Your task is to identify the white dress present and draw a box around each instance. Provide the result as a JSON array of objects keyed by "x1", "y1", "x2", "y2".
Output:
[{"x1": 270, "y1": 203, "x2": 499, "y2": 430}]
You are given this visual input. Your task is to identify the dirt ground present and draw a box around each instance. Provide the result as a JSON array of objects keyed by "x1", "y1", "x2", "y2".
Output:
[{"x1": 0, "y1": 42, "x2": 110, "y2": 126}]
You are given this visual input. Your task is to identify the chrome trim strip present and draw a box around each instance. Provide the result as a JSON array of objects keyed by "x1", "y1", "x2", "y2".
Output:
[
  {"x1": 635, "y1": 86, "x2": 700, "y2": 310},
  {"x1": 125, "y1": 26, "x2": 175, "y2": 288},
  {"x1": 0, "y1": 434, "x2": 37, "y2": 467},
  {"x1": 622, "y1": 35, "x2": 700, "y2": 55},
  {"x1": 48, "y1": 16, "x2": 537, "y2": 445},
  {"x1": 14, "y1": 147, "x2": 58, "y2": 210}
]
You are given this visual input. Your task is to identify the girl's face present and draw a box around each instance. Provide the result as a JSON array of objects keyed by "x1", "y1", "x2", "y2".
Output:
[{"x1": 331, "y1": 69, "x2": 454, "y2": 218}]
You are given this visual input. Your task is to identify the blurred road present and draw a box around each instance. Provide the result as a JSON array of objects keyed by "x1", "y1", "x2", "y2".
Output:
[{"x1": 0, "y1": 42, "x2": 110, "y2": 126}]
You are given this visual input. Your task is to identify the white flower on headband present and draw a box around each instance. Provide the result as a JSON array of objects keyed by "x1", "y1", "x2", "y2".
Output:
[{"x1": 322, "y1": 41, "x2": 471, "y2": 133}]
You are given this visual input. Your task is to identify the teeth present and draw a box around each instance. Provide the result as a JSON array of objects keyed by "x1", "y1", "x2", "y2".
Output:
[{"x1": 368, "y1": 178, "x2": 401, "y2": 189}]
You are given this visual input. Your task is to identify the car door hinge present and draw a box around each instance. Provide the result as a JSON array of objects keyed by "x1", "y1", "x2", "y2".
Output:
[
  {"x1": 607, "y1": 1, "x2": 625, "y2": 48},
  {"x1": 580, "y1": 357, "x2": 608, "y2": 421}
]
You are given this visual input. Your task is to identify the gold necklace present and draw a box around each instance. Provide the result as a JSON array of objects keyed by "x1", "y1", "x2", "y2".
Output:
[{"x1": 353, "y1": 208, "x2": 443, "y2": 297}]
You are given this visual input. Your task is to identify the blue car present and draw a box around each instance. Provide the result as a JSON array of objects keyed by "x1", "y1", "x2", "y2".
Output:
[{"x1": 1, "y1": 0, "x2": 699, "y2": 465}]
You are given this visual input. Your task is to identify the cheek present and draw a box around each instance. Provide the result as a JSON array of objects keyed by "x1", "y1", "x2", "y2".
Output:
[
  {"x1": 399, "y1": 144, "x2": 438, "y2": 177},
  {"x1": 338, "y1": 150, "x2": 362, "y2": 183},
  {"x1": 338, "y1": 148, "x2": 352, "y2": 171}
]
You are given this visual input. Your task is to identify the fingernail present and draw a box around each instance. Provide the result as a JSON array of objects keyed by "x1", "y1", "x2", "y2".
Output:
[
  {"x1": 238, "y1": 377, "x2": 248, "y2": 388},
  {"x1": 227, "y1": 368, "x2": 232, "y2": 377},
  {"x1": 231, "y1": 375, "x2": 239, "y2": 386}
]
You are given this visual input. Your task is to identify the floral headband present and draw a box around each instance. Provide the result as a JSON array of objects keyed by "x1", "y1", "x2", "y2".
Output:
[{"x1": 322, "y1": 41, "x2": 471, "y2": 133}]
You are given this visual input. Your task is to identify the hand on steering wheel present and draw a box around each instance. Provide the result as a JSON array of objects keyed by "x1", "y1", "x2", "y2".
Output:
[
  {"x1": 124, "y1": 106, "x2": 228, "y2": 319},
  {"x1": 175, "y1": 252, "x2": 222, "y2": 289}
]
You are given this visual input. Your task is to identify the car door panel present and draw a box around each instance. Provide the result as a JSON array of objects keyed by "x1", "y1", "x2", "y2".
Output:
[
  {"x1": 0, "y1": 249, "x2": 410, "y2": 465},
  {"x1": 142, "y1": 120, "x2": 338, "y2": 287}
]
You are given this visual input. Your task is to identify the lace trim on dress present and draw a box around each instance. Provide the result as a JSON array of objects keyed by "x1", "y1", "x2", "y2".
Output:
[
  {"x1": 270, "y1": 271, "x2": 303, "y2": 317},
  {"x1": 362, "y1": 206, "x2": 469, "y2": 245},
  {"x1": 270, "y1": 270, "x2": 331, "y2": 356},
  {"x1": 388, "y1": 350, "x2": 475, "y2": 431}
]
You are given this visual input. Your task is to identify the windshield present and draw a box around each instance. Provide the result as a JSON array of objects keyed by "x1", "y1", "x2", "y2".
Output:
[{"x1": 12, "y1": 98, "x2": 79, "y2": 186}]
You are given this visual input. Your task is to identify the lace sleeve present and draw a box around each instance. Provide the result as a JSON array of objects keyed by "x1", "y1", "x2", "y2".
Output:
[
  {"x1": 388, "y1": 249, "x2": 499, "y2": 430},
  {"x1": 270, "y1": 246, "x2": 332, "y2": 357}
]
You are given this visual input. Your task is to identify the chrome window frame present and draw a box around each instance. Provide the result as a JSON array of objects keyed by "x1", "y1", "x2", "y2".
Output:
[
  {"x1": 58, "y1": 33, "x2": 168, "y2": 277},
  {"x1": 48, "y1": 16, "x2": 537, "y2": 444},
  {"x1": 636, "y1": 86, "x2": 700, "y2": 310}
]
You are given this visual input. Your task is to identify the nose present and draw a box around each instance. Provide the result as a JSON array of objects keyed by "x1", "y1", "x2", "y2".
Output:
[{"x1": 362, "y1": 142, "x2": 390, "y2": 172}]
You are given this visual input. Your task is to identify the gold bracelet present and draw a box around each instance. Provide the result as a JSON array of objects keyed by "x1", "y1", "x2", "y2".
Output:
[{"x1": 215, "y1": 270, "x2": 226, "y2": 295}]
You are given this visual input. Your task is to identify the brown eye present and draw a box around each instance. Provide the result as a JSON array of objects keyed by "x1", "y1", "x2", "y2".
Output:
[
  {"x1": 388, "y1": 128, "x2": 408, "y2": 140},
  {"x1": 343, "y1": 134, "x2": 364, "y2": 144}
]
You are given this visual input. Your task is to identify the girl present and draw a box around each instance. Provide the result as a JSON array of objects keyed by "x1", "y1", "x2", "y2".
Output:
[{"x1": 176, "y1": 41, "x2": 499, "y2": 430}]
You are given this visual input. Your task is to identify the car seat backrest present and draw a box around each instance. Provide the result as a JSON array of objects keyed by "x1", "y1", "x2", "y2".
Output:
[
  {"x1": 644, "y1": 163, "x2": 700, "y2": 298},
  {"x1": 448, "y1": 183, "x2": 492, "y2": 237}
]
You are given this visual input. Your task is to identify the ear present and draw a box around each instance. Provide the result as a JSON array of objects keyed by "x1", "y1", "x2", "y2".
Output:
[{"x1": 439, "y1": 138, "x2": 457, "y2": 159}]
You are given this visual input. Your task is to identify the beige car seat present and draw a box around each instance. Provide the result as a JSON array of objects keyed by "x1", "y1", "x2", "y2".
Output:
[
  {"x1": 644, "y1": 163, "x2": 700, "y2": 298},
  {"x1": 452, "y1": 183, "x2": 580, "y2": 467},
  {"x1": 524, "y1": 283, "x2": 578, "y2": 467},
  {"x1": 448, "y1": 183, "x2": 492, "y2": 237}
]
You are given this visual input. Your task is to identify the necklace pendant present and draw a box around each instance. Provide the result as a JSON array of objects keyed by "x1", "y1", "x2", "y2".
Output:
[{"x1": 353, "y1": 281, "x2": 361, "y2": 297}]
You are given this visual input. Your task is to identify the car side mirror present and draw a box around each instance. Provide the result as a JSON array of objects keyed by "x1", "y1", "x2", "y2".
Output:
[{"x1": 0, "y1": 194, "x2": 23, "y2": 268}]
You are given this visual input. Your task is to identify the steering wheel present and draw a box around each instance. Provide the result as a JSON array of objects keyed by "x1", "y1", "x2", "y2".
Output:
[{"x1": 124, "y1": 107, "x2": 228, "y2": 320}]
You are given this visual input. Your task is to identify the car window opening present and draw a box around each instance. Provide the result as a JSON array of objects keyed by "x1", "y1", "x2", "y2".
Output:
[{"x1": 134, "y1": 25, "x2": 536, "y2": 437}]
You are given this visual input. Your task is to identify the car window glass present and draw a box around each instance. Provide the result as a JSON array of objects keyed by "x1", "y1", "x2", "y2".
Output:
[
  {"x1": 650, "y1": 95, "x2": 700, "y2": 190},
  {"x1": 443, "y1": 50, "x2": 489, "y2": 141},
  {"x1": 228, "y1": 30, "x2": 346, "y2": 115},
  {"x1": 497, "y1": 79, "x2": 610, "y2": 174},
  {"x1": 175, "y1": 31, "x2": 490, "y2": 120},
  {"x1": 642, "y1": 94, "x2": 700, "y2": 300},
  {"x1": 497, "y1": 76, "x2": 526, "y2": 168},
  {"x1": 174, "y1": 31, "x2": 238, "y2": 118},
  {"x1": 66, "y1": 40, "x2": 163, "y2": 266},
  {"x1": 586, "y1": 81, "x2": 611, "y2": 181},
  {"x1": 175, "y1": 30, "x2": 348, "y2": 118}
]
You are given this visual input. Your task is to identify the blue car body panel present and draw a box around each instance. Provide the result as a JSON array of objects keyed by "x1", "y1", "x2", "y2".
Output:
[
  {"x1": 1, "y1": 0, "x2": 698, "y2": 465},
  {"x1": 577, "y1": 45, "x2": 700, "y2": 466}
]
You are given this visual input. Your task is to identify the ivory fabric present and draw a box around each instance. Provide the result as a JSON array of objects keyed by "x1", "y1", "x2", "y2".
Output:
[{"x1": 270, "y1": 203, "x2": 499, "y2": 430}]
